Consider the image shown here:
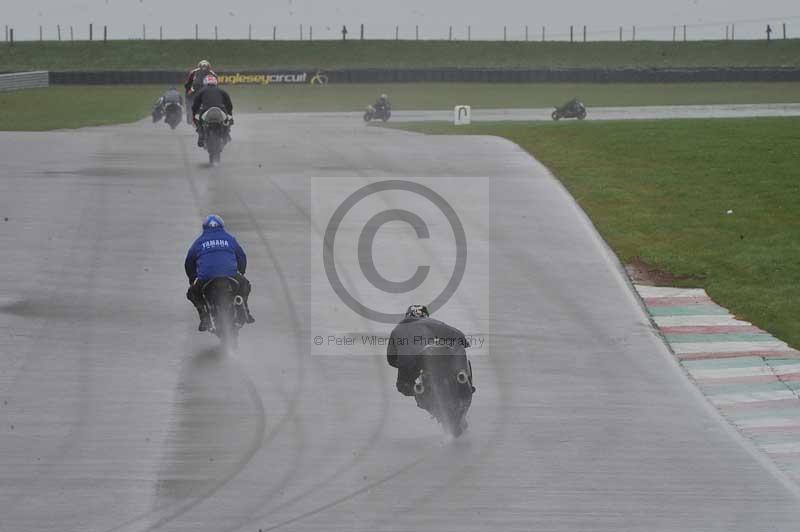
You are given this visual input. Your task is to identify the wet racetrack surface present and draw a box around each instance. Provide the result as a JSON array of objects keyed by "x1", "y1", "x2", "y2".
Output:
[{"x1": 1, "y1": 114, "x2": 800, "y2": 531}]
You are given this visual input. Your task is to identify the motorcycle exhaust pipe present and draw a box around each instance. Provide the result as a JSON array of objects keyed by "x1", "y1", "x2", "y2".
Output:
[
  {"x1": 234, "y1": 295, "x2": 244, "y2": 306},
  {"x1": 413, "y1": 380, "x2": 425, "y2": 395},
  {"x1": 456, "y1": 370, "x2": 469, "y2": 385}
]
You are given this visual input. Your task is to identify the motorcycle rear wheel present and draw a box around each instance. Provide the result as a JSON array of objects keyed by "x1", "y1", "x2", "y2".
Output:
[{"x1": 551, "y1": 111, "x2": 560, "y2": 121}]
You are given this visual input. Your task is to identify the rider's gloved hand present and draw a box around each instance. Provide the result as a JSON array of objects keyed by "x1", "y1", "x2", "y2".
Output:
[{"x1": 228, "y1": 117, "x2": 234, "y2": 126}]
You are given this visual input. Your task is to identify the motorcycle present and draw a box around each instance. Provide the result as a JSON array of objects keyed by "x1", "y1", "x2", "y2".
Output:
[
  {"x1": 201, "y1": 276, "x2": 248, "y2": 349},
  {"x1": 552, "y1": 98, "x2": 587, "y2": 121},
  {"x1": 164, "y1": 102, "x2": 183, "y2": 130},
  {"x1": 363, "y1": 104, "x2": 391, "y2": 122},
  {"x1": 200, "y1": 107, "x2": 232, "y2": 165},
  {"x1": 413, "y1": 344, "x2": 474, "y2": 437}
]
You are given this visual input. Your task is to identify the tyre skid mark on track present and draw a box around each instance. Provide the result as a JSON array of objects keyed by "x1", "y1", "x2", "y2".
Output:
[
  {"x1": 222, "y1": 175, "x2": 401, "y2": 531},
  {"x1": 103, "y1": 140, "x2": 302, "y2": 532},
  {"x1": 224, "y1": 354, "x2": 392, "y2": 532},
  {"x1": 233, "y1": 167, "x2": 509, "y2": 532}
]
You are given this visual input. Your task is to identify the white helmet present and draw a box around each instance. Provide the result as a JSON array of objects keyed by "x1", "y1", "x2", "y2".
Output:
[{"x1": 198, "y1": 60, "x2": 211, "y2": 70}]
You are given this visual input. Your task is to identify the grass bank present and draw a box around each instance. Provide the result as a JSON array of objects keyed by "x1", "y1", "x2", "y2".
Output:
[
  {"x1": 2, "y1": 40, "x2": 800, "y2": 71},
  {"x1": 2, "y1": 82, "x2": 800, "y2": 130},
  {"x1": 391, "y1": 118, "x2": 800, "y2": 348}
]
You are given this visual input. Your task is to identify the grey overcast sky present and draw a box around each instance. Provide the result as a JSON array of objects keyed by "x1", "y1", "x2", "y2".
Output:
[{"x1": 4, "y1": 1, "x2": 799, "y2": 40}]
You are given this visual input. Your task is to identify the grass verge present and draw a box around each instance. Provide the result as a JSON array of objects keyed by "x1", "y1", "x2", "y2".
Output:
[
  {"x1": 2, "y1": 82, "x2": 800, "y2": 130},
  {"x1": 390, "y1": 118, "x2": 800, "y2": 348},
  {"x1": 2, "y1": 40, "x2": 800, "y2": 71}
]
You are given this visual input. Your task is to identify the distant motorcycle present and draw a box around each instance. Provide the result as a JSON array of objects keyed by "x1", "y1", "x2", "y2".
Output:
[
  {"x1": 413, "y1": 344, "x2": 474, "y2": 437},
  {"x1": 201, "y1": 276, "x2": 248, "y2": 349},
  {"x1": 363, "y1": 104, "x2": 391, "y2": 122},
  {"x1": 200, "y1": 107, "x2": 232, "y2": 165},
  {"x1": 164, "y1": 102, "x2": 183, "y2": 130},
  {"x1": 552, "y1": 98, "x2": 587, "y2": 121}
]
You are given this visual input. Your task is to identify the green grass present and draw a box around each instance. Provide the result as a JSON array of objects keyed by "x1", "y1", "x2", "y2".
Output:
[
  {"x1": 3, "y1": 40, "x2": 800, "y2": 71},
  {"x1": 391, "y1": 118, "x2": 800, "y2": 349},
  {"x1": 0, "y1": 86, "x2": 155, "y2": 130},
  {"x1": 3, "y1": 82, "x2": 800, "y2": 130}
]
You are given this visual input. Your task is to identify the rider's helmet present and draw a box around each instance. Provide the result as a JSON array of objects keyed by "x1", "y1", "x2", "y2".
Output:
[
  {"x1": 405, "y1": 304, "x2": 429, "y2": 319},
  {"x1": 203, "y1": 75, "x2": 219, "y2": 86},
  {"x1": 379, "y1": 93, "x2": 388, "y2": 102},
  {"x1": 203, "y1": 214, "x2": 225, "y2": 230},
  {"x1": 198, "y1": 60, "x2": 211, "y2": 71}
]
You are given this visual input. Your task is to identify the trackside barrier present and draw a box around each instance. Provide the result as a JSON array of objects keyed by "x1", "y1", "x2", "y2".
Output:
[
  {"x1": 0, "y1": 70, "x2": 49, "y2": 91},
  {"x1": 48, "y1": 68, "x2": 800, "y2": 85}
]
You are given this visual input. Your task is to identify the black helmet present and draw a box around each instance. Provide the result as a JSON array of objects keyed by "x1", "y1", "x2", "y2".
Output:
[{"x1": 405, "y1": 304, "x2": 429, "y2": 319}]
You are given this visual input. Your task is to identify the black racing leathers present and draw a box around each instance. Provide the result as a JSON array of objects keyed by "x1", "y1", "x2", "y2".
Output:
[
  {"x1": 387, "y1": 317, "x2": 470, "y2": 396},
  {"x1": 191, "y1": 86, "x2": 233, "y2": 117}
]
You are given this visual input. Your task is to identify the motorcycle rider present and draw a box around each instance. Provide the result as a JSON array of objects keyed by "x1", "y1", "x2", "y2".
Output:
[
  {"x1": 151, "y1": 87, "x2": 183, "y2": 123},
  {"x1": 185, "y1": 214, "x2": 255, "y2": 331},
  {"x1": 184, "y1": 60, "x2": 217, "y2": 124},
  {"x1": 191, "y1": 75, "x2": 234, "y2": 148},
  {"x1": 386, "y1": 304, "x2": 473, "y2": 397},
  {"x1": 373, "y1": 93, "x2": 390, "y2": 117}
]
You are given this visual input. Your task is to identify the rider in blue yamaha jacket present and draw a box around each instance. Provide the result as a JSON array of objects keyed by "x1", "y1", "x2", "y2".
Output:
[{"x1": 185, "y1": 214, "x2": 254, "y2": 331}]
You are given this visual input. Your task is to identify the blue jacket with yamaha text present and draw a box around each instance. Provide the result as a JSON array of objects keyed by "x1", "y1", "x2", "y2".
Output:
[{"x1": 184, "y1": 226, "x2": 247, "y2": 283}]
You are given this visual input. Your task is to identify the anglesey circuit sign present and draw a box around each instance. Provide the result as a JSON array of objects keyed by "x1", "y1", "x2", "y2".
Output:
[{"x1": 217, "y1": 72, "x2": 310, "y2": 85}]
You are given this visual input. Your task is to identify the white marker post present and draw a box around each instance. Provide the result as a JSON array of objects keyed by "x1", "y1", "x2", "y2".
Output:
[{"x1": 454, "y1": 105, "x2": 471, "y2": 125}]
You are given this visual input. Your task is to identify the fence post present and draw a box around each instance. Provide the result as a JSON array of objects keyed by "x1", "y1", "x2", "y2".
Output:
[
  {"x1": 783, "y1": 23, "x2": 787, "y2": 39},
  {"x1": 214, "y1": 25, "x2": 218, "y2": 40},
  {"x1": 273, "y1": 26, "x2": 276, "y2": 40},
  {"x1": 70, "y1": 26, "x2": 74, "y2": 41},
  {"x1": 160, "y1": 25, "x2": 163, "y2": 40},
  {"x1": 300, "y1": 24, "x2": 303, "y2": 40},
  {"x1": 9, "y1": 28, "x2": 13, "y2": 46},
  {"x1": 570, "y1": 25, "x2": 573, "y2": 43},
  {"x1": 104, "y1": 25, "x2": 107, "y2": 42},
  {"x1": 619, "y1": 26, "x2": 622, "y2": 41},
  {"x1": 525, "y1": 25, "x2": 528, "y2": 41},
  {"x1": 683, "y1": 24, "x2": 686, "y2": 41},
  {"x1": 57, "y1": 24, "x2": 61, "y2": 41},
  {"x1": 89, "y1": 23, "x2": 93, "y2": 41},
  {"x1": 449, "y1": 25, "x2": 452, "y2": 41},
  {"x1": 396, "y1": 25, "x2": 399, "y2": 40},
  {"x1": 39, "y1": 25, "x2": 42, "y2": 41},
  {"x1": 415, "y1": 25, "x2": 419, "y2": 40},
  {"x1": 632, "y1": 25, "x2": 636, "y2": 41},
  {"x1": 360, "y1": 23, "x2": 364, "y2": 40},
  {"x1": 672, "y1": 25, "x2": 676, "y2": 41},
  {"x1": 542, "y1": 25, "x2": 545, "y2": 42},
  {"x1": 504, "y1": 25, "x2": 507, "y2": 41},
  {"x1": 725, "y1": 25, "x2": 728, "y2": 40},
  {"x1": 144, "y1": 24, "x2": 147, "y2": 40},
  {"x1": 732, "y1": 24, "x2": 735, "y2": 40},
  {"x1": 583, "y1": 25, "x2": 586, "y2": 42},
  {"x1": 195, "y1": 24, "x2": 198, "y2": 40},
  {"x1": 5, "y1": 25, "x2": 8, "y2": 43},
  {"x1": 310, "y1": 25, "x2": 313, "y2": 41},
  {"x1": 468, "y1": 25, "x2": 471, "y2": 41},
  {"x1": 248, "y1": 24, "x2": 252, "y2": 40}
]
